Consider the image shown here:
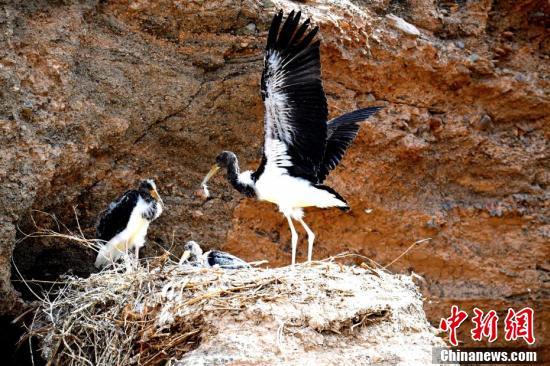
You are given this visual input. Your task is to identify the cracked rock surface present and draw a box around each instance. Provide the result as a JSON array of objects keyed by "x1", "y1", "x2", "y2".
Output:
[{"x1": 1, "y1": 0, "x2": 548, "y2": 355}]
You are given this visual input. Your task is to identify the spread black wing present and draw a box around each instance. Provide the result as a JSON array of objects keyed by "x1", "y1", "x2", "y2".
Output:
[
  {"x1": 96, "y1": 190, "x2": 139, "y2": 241},
  {"x1": 317, "y1": 107, "x2": 382, "y2": 183},
  {"x1": 257, "y1": 10, "x2": 328, "y2": 183},
  {"x1": 206, "y1": 250, "x2": 251, "y2": 269}
]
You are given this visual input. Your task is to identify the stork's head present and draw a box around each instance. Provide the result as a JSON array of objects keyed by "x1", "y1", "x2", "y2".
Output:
[
  {"x1": 215, "y1": 151, "x2": 237, "y2": 168},
  {"x1": 201, "y1": 151, "x2": 237, "y2": 187},
  {"x1": 138, "y1": 179, "x2": 162, "y2": 203},
  {"x1": 182, "y1": 241, "x2": 204, "y2": 263}
]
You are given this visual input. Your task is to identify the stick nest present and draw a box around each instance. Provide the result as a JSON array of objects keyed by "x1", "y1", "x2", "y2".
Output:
[{"x1": 27, "y1": 254, "x2": 393, "y2": 366}]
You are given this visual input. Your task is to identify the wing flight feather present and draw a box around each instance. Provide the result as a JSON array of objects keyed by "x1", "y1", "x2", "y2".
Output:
[
  {"x1": 259, "y1": 10, "x2": 328, "y2": 182},
  {"x1": 317, "y1": 107, "x2": 382, "y2": 182}
]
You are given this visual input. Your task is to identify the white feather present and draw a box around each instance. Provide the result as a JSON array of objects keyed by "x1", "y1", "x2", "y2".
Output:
[
  {"x1": 255, "y1": 170, "x2": 346, "y2": 217},
  {"x1": 265, "y1": 137, "x2": 292, "y2": 169},
  {"x1": 237, "y1": 170, "x2": 254, "y2": 186},
  {"x1": 254, "y1": 137, "x2": 347, "y2": 214},
  {"x1": 265, "y1": 52, "x2": 294, "y2": 145},
  {"x1": 152, "y1": 198, "x2": 163, "y2": 220},
  {"x1": 94, "y1": 196, "x2": 151, "y2": 268}
]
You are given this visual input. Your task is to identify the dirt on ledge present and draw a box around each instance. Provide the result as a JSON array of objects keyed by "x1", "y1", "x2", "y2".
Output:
[
  {"x1": 30, "y1": 259, "x2": 446, "y2": 365},
  {"x1": 1, "y1": 0, "x2": 548, "y2": 359}
]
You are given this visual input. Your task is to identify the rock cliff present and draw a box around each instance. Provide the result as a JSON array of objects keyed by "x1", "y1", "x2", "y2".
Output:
[{"x1": 1, "y1": 0, "x2": 548, "y2": 359}]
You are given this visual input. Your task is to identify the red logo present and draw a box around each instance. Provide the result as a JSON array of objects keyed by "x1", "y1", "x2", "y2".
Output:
[
  {"x1": 504, "y1": 307, "x2": 535, "y2": 345},
  {"x1": 440, "y1": 306, "x2": 536, "y2": 346},
  {"x1": 471, "y1": 308, "x2": 499, "y2": 343},
  {"x1": 439, "y1": 305, "x2": 468, "y2": 346}
]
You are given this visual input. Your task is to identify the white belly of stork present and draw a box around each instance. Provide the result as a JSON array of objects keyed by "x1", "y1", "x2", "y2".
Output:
[
  {"x1": 95, "y1": 197, "x2": 151, "y2": 268},
  {"x1": 254, "y1": 167, "x2": 347, "y2": 265},
  {"x1": 255, "y1": 169, "x2": 346, "y2": 214}
]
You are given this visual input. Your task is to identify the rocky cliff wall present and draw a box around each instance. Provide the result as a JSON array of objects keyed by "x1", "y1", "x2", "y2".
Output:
[{"x1": 1, "y1": 0, "x2": 548, "y2": 356}]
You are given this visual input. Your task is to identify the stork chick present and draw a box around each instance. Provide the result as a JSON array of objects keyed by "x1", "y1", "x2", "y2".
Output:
[
  {"x1": 95, "y1": 179, "x2": 163, "y2": 268},
  {"x1": 181, "y1": 241, "x2": 250, "y2": 269}
]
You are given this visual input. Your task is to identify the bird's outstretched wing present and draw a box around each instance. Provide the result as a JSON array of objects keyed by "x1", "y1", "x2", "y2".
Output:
[
  {"x1": 207, "y1": 250, "x2": 251, "y2": 269},
  {"x1": 256, "y1": 10, "x2": 327, "y2": 183},
  {"x1": 96, "y1": 190, "x2": 140, "y2": 241},
  {"x1": 317, "y1": 107, "x2": 382, "y2": 183}
]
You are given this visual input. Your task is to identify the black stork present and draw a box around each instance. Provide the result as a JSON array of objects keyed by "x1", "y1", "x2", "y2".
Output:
[
  {"x1": 201, "y1": 10, "x2": 381, "y2": 265},
  {"x1": 180, "y1": 241, "x2": 251, "y2": 269},
  {"x1": 95, "y1": 179, "x2": 163, "y2": 268}
]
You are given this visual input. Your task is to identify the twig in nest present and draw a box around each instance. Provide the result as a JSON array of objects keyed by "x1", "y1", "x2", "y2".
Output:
[
  {"x1": 25, "y1": 250, "x2": 402, "y2": 365},
  {"x1": 16, "y1": 209, "x2": 103, "y2": 252},
  {"x1": 383, "y1": 238, "x2": 432, "y2": 269}
]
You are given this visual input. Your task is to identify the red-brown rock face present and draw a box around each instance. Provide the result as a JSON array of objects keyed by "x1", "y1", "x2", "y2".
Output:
[{"x1": 1, "y1": 0, "x2": 548, "y2": 359}]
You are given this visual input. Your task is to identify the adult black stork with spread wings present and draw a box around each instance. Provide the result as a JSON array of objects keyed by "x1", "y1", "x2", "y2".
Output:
[{"x1": 201, "y1": 10, "x2": 381, "y2": 265}]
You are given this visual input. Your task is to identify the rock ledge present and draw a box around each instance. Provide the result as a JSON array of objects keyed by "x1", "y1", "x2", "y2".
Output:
[{"x1": 32, "y1": 258, "x2": 445, "y2": 365}]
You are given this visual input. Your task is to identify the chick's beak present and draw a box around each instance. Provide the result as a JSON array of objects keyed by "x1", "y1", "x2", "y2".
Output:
[
  {"x1": 202, "y1": 165, "x2": 220, "y2": 186},
  {"x1": 179, "y1": 250, "x2": 191, "y2": 264},
  {"x1": 150, "y1": 188, "x2": 162, "y2": 205}
]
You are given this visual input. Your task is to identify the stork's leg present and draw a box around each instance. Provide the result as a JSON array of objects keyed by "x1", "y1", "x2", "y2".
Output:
[
  {"x1": 285, "y1": 214, "x2": 298, "y2": 265},
  {"x1": 297, "y1": 218, "x2": 315, "y2": 262},
  {"x1": 124, "y1": 240, "x2": 130, "y2": 264},
  {"x1": 122, "y1": 240, "x2": 134, "y2": 272},
  {"x1": 134, "y1": 245, "x2": 140, "y2": 264}
]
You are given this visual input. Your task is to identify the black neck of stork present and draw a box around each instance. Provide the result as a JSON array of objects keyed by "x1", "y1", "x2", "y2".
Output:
[{"x1": 222, "y1": 153, "x2": 256, "y2": 198}]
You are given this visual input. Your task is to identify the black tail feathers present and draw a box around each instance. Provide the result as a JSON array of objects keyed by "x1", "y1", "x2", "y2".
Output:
[
  {"x1": 328, "y1": 106, "x2": 383, "y2": 127},
  {"x1": 315, "y1": 184, "x2": 350, "y2": 211}
]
